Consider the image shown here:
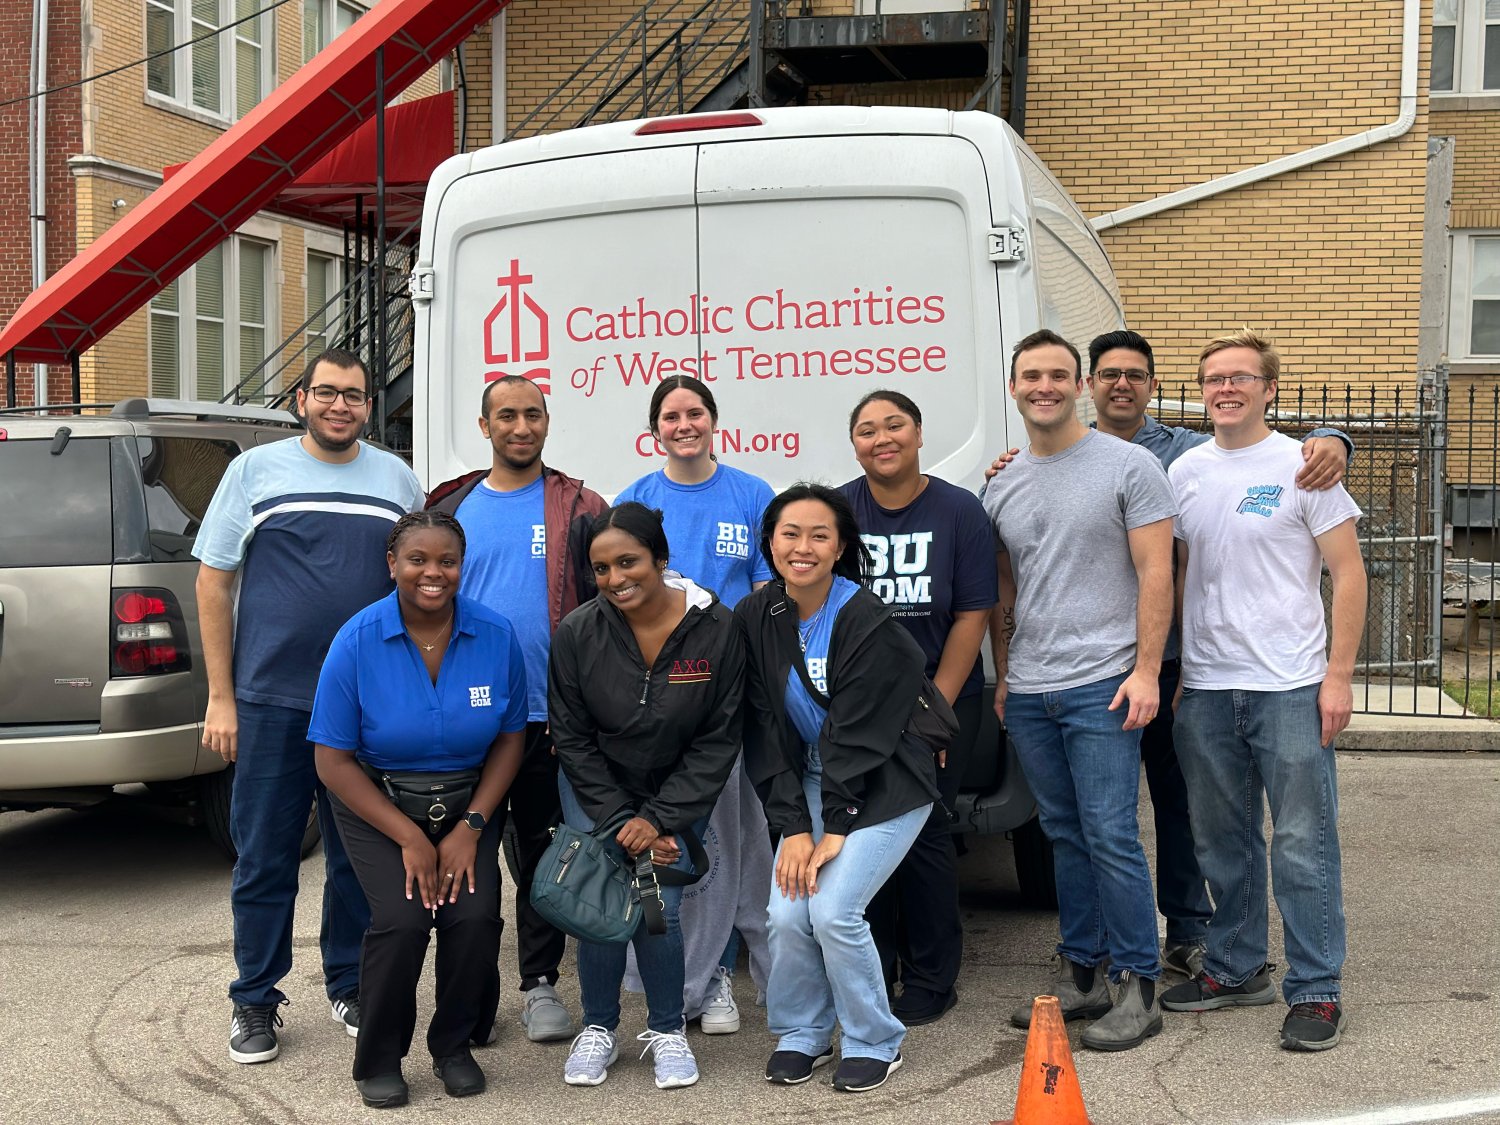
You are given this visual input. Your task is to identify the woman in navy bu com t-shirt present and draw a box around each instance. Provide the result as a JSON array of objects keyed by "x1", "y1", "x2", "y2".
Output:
[
  {"x1": 310, "y1": 510, "x2": 529, "y2": 1110},
  {"x1": 839, "y1": 389, "x2": 998, "y2": 1027}
]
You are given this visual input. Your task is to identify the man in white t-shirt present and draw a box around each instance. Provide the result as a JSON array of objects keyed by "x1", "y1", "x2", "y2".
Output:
[{"x1": 1162, "y1": 330, "x2": 1367, "y2": 1053}]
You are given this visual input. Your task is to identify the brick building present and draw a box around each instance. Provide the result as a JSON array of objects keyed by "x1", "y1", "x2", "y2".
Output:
[{"x1": 2, "y1": 1, "x2": 1490, "y2": 418}]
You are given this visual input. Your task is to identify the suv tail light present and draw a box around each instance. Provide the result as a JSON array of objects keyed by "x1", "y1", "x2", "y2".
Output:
[
  {"x1": 111, "y1": 587, "x2": 191, "y2": 676},
  {"x1": 635, "y1": 112, "x2": 763, "y2": 135}
]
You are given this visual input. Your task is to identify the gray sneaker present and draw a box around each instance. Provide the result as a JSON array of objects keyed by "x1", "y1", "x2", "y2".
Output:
[
  {"x1": 1163, "y1": 943, "x2": 1206, "y2": 979},
  {"x1": 563, "y1": 1025, "x2": 618, "y2": 1086},
  {"x1": 522, "y1": 982, "x2": 575, "y2": 1042},
  {"x1": 637, "y1": 1027, "x2": 699, "y2": 1089},
  {"x1": 1010, "y1": 955, "x2": 1112, "y2": 1028},
  {"x1": 1080, "y1": 971, "x2": 1164, "y2": 1052}
]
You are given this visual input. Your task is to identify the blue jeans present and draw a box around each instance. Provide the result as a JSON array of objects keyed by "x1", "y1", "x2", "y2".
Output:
[
  {"x1": 558, "y1": 772, "x2": 696, "y2": 1034},
  {"x1": 766, "y1": 749, "x2": 929, "y2": 1061},
  {"x1": 1005, "y1": 673, "x2": 1161, "y2": 980},
  {"x1": 1140, "y1": 662, "x2": 1213, "y2": 945},
  {"x1": 1174, "y1": 684, "x2": 1345, "y2": 1005},
  {"x1": 229, "y1": 701, "x2": 368, "y2": 1006}
]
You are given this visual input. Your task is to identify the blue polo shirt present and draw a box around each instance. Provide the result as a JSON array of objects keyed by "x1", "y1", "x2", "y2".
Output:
[{"x1": 308, "y1": 592, "x2": 529, "y2": 772}]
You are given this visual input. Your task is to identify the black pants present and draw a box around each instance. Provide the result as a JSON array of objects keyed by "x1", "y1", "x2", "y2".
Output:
[
  {"x1": 867, "y1": 691, "x2": 982, "y2": 997},
  {"x1": 507, "y1": 722, "x2": 568, "y2": 989},
  {"x1": 331, "y1": 793, "x2": 501, "y2": 1080}
]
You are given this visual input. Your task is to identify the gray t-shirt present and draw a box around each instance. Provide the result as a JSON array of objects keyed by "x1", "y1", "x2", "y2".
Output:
[{"x1": 982, "y1": 429, "x2": 1176, "y2": 694}]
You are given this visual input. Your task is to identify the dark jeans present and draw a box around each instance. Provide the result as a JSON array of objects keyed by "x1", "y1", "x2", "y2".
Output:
[
  {"x1": 506, "y1": 722, "x2": 568, "y2": 989},
  {"x1": 1140, "y1": 661, "x2": 1213, "y2": 946},
  {"x1": 331, "y1": 793, "x2": 502, "y2": 1079},
  {"x1": 228, "y1": 701, "x2": 367, "y2": 1007},
  {"x1": 866, "y1": 692, "x2": 980, "y2": 996}
]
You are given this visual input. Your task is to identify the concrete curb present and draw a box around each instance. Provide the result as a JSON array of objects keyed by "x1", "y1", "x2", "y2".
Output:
[{"x1": 1340, "y1": 729, "x2": 1500, "y2": 752}]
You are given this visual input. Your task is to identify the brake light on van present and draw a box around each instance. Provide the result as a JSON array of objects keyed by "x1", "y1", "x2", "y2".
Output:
[
  {"x1": 635, "y1": 112, "x2": 762, "y2": 135},
  {"x1": 111, "y1": 588, "x2": 190, "y2": 676}
]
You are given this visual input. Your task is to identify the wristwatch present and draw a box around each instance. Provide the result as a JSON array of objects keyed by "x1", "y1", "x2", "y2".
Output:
[{"x1": 462, "y1": 810, "x2": 486, "y2": 832}]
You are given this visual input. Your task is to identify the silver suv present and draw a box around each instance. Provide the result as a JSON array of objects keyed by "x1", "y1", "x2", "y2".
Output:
[{"x1": 0, "y1": 398, "x2": 312, "y2": 856}]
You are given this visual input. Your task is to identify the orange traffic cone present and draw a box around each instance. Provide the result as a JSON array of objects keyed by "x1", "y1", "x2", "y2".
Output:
[{"x1": 993, "y1": 995, "x2": 1093, "y2": 1125}]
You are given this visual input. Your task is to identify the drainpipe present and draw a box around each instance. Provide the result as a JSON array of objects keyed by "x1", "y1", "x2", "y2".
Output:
[
  {"x1": 1091, "y1": 0, "x2": 1421, "y2": 232},
  {"x1": 29, "y1": 0, "x2": 49, "y2": 406}
]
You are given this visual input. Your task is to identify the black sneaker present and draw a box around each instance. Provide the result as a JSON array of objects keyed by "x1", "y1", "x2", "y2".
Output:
[
  {"x1": 433, "y1": 1051, "x2": 487, "y2": 1097},
  {"x1": 1161, "y1": 966, "x2": 1277, "y2": 1011},
  {"x1": 356, "y1": 1072, "x2": 409, "y2": 1109},
  {"x1": 832, "y1": 1053, "x2": 903, "y2": 1093},
  {"x1": 765, "y1": 1048, "x2": 835, "y2": 1085},
  {"x1": 330, "y1": 995, "x2": 359, "y2": 1038},
  {"x1": 1281, "y1": 1001, "x2": 1347, "y2": 1051},
  {"x1": 229, "y1": 1002, "x2": 283, "y2": 1064}
]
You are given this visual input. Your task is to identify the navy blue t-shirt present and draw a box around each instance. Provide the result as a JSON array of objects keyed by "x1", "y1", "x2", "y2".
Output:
[{"x1": 840, "y1": 475, "x2": 998, "y2": 699}]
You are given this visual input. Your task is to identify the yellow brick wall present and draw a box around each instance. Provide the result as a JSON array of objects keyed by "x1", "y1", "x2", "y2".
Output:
[
  {"x1": 76, "y1": 0, "x2": 444, "y2": 398},
  {"x1": 1435, "y1": 107, "x2": 1500, "y2": 227},
  {"x1": 1019, "y1": 0, "x2": 1430, "y2": 392}
]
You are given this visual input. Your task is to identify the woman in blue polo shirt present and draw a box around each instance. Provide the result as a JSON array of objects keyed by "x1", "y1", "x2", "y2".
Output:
[{"x1": 310, "y1": 510, "x2": 528, "y2": 1110}]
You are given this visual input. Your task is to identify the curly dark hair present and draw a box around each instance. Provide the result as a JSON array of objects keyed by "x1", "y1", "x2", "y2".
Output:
[{"x1": 386, "y1": 509, "x2": 467, "y2": 558}]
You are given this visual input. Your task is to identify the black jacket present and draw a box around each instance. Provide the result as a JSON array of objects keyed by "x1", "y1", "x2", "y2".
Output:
[
  {"x1": 548, "y1": 576, "x2": 745, "y2": 834},
  {"x1": 735, "y1": 581, "x2": 940, "y2": 837}
]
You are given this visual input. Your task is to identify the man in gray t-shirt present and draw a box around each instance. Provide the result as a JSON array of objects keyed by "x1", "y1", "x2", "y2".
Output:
[{"x1": 982, "y1": 329, "x2": 1176, "y2": 1053}]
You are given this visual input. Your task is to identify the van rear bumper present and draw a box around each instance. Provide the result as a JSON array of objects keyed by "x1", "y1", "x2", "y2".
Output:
[{"x1": 0, "y1": 722, "x2": 214, "y2": 789}]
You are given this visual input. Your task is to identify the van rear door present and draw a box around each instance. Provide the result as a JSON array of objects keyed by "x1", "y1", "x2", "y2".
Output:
[
  {"x1": 0, "y1": 433, "x2": 113, "y2": 729},
  {"x1": 693, "y1": 132, "x2": 1010, "y2": 491},
  {"x1": 419, "y1": 147, "x2": 700, "y2": 490}
]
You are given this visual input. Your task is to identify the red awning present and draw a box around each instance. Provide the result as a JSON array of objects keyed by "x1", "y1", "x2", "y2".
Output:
[
  {"x1": 0, "y1": 0, "x2": 507, "y2": 365},
  {"x1": 164, "y1": 89, "x2": 456, "y2": 234}
]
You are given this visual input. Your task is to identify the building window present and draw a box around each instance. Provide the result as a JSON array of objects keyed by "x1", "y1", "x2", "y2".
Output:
[
  {"x1": 304, "y1": 0, "x2": 367, "y2": 62},
  {"x1": 149, "y1": 238, "x2": 276, "y2": 401},
  {"x1": 305, "y1": 250, "x2": 344, "y2": 364},
  {"x1": 145, "y1": 0, "x2": 272, "y2": 120},
  {"x1": 1451, "y1": 233, "x2": 1500, "y2": 360},
  {"x1": 1434, "y1": 0, "x2": 1500, "y2": 93}
]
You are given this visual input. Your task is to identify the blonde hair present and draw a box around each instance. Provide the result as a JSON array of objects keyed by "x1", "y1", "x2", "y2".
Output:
[{"x1": 1197, "y1": 329, "x2": 1280, "y2": 383}]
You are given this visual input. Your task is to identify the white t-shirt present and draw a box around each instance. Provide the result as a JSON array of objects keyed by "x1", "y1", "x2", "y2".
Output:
[{"x1": 1169, "y1": 431, "x2": 1361, "y2": 691}]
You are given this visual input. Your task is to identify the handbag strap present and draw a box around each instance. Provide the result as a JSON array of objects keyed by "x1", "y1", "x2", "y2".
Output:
[{"x1": 632, "y1": 827, "x2": 710, "y2": 937}]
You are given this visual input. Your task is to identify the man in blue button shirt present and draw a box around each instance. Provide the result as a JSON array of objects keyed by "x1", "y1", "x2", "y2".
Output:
[{"x1": 427, "y1": 375, "x2": 607, "y2": 1043}]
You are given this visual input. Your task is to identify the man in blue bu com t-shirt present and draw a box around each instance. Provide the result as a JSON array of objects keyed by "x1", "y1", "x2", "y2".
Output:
[
  {"x1": 194, "y1": 350, "x2": 424, "y2": 1067},
  {"x1": 426, "y1": 374, "x2": 607, "y2": 1044}
]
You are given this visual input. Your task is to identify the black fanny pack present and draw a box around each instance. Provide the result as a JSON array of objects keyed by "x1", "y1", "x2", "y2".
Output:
[{"x1": 362, "y1": 764, "x2": 480, "y2": 836}]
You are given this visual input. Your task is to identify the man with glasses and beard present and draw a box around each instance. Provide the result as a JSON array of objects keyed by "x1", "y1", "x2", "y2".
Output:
[
  {"x1": 426, "y1": 374, "x2": 607, "y2": 1045},
  {"x1": 195, "y1": 349, "x2": 424, "y2": 1066}
]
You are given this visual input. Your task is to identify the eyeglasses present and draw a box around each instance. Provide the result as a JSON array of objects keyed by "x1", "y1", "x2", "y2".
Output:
[
  {"x1": 1095, "y1": 368, "x2": 1150, "y2": 386},
  {"x1": 308, "y1": 384, "x2": 370, "y2": 406},
  {"x1": 1200, "y1": 374, "x2": 1267, "y2": 390}
]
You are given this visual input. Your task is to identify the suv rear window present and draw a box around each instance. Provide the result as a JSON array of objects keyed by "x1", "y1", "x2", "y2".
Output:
[
  {"x1": 138, "y1": 436, "x2": 240, "y2": 561},
  {"x1": 0, "y1": 437, "x2": 113, "y2": 567}
]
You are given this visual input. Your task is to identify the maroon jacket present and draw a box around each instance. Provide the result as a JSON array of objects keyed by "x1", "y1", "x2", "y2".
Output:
[{"x1": 426, "y1": 465, "x2": 608, "y2": 632}]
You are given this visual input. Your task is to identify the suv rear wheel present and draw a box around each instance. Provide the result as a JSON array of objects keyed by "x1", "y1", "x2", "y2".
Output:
[
  {"x1": 1011, "y1": 817, "x2": 1058, "y2": 909},
  {"x1": 199, "y1": 765, "x2": 321, "y2": 861}
]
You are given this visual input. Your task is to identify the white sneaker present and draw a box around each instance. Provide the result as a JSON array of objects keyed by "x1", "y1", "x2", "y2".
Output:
[
  {"x1": 699, "y1": 966, "x2": 740, "y2": 1034},
  {"x1": 564, "y1": 1025, "x2": 618, "y2": 1087},
  {"x1": 637, "y1": 1027, "x2": 699, "y2": 1089}
]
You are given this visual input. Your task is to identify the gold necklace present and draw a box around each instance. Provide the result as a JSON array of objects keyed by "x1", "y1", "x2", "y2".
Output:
[{"x1": 406, "y1": 614, "x2": 453, "y2": 653}]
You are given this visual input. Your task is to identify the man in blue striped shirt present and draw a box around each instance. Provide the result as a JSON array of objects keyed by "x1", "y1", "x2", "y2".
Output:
[{"x1": 194, "y1": 349, "x2": 424, "y2": 1066}]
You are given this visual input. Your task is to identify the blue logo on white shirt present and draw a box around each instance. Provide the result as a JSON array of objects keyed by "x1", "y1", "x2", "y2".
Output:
[{"x1": 1237, "y1": 485, "x2": 1284, "y2": 518}]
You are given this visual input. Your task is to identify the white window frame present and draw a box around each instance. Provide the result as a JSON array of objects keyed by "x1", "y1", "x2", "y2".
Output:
[
  {"x1": 1434, "y1": 0, "x2": 1500, "y2": 94},
  {"x1": 304, "y1": 237, "x2": 346, "y2": 367},
  {"x1": 144, "y1": 0, "x2": 274, "y2": 123},
  {"x1": 304, "y1": 0, "x2": 368, "y2": 62},
  {"x1": 148, "y1": 236, "x2": 279, "y2": 402},
  {"x1": 1450, "y1": 231, "x2": 1500, "y2": 361}
]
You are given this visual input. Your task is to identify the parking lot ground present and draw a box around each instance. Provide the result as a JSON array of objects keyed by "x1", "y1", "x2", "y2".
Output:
[{"x1": 2, "y1": 751, "x2": 1498, "y2": 1125}]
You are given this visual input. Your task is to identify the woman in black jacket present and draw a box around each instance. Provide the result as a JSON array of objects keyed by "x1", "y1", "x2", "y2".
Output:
[
  {"x1": 735, "y1": 483, "x2": 939, "y2": 1095},
  {"x1": 548, "y1": 502, "x2": 745, "y2": 1092}
]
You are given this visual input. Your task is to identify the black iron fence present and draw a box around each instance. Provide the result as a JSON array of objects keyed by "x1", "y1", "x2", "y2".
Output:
[{"x1": 1151, "y1": 371, "x2": 1500, "y2": 719}]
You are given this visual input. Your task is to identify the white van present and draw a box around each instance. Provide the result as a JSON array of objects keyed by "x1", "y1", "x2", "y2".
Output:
[{"x1": 411, "y1": 106, "x2": 1125, "y2": 903}]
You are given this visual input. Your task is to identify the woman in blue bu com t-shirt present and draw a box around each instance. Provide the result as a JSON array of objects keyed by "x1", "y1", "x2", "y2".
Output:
[
  {"x1": 309, "y1": 511, "x2": 528, "y2": 1111},
  {"x1": 615, "y1": 375, "x2": 775, "y2": 1035},
  {"x1": 839, "y1": 389, "x2": 998, "y2": 1027}
]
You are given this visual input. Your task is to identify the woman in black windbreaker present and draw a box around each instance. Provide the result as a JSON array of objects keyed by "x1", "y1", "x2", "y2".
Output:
[
  {"x1": 547, "y1": 502, "x2": 745, "y2": 1092},
  {"x1": 735, "y1": 482, "x2": 939, "y2": 1095}
]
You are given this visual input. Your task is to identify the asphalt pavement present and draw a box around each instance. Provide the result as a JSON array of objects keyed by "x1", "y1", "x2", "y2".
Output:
[{"x1": 2, "y1": 752, "x2": 1498, "y2": 1125}]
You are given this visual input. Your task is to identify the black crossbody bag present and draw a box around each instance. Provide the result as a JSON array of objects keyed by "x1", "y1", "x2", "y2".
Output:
[{"x1": 361, "y1": 764, "x2": 480, "y2": 837}]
